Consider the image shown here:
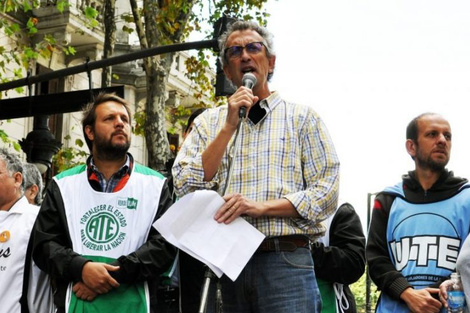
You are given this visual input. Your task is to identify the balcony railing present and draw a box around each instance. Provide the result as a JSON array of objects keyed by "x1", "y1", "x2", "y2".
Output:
[{"x1": 39, "y1": 0, "x2": 104, "y2": 22}]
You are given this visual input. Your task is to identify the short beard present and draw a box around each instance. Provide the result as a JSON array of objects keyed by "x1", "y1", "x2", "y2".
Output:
[
  {"x1": 99, "y1": 143, "x2": 130, "y2": 161},
  {"x1": 416, "y1": 155, "x2": 448, "y2": 172},
  {"x1": 93, "y1": 137, "x2": 130, "y2": 161}
]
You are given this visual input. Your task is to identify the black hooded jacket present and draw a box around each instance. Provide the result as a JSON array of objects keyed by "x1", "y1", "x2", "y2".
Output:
[{"x1": 366, "y1": 169, "x2": 469, "y2": 300}]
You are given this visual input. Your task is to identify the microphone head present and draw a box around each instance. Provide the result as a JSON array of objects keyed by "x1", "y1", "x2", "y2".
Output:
[{"x1": 242, "y1": 73, "x2": 257, "y2": 89}]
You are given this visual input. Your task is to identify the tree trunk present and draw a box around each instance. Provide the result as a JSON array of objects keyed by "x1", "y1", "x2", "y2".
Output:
[
  {"x1": 143, "y1": 56, "x2": 173, "y2": 171},
  {"x1": 101, "y1": 0, "x2": 116, "y2": 87}
]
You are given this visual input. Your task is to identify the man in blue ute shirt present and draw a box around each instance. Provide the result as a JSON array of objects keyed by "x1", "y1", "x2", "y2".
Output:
[{"x1": 367, "y1": 112, "x2": 470, "y2": 313}]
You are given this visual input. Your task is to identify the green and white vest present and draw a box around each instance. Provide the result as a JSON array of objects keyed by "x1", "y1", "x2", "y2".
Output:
[{"x1": 55, "y1": 164, "x2": 165, "y2": 313}]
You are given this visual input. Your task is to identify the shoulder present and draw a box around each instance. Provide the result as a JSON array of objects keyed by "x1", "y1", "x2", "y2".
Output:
[
  {"x1": 133, "y1": 163, "x2": 164, "y2": 178},
  {"x1": 275, "y1": 99, "x2": 326, "y2": 134},
  {"x1": 333, "y1": 203, "x2": 361, "y2": 225},
  {"x1": 10, "y1": 197, "x2": 39, "y2": 219},
  {"x1": 275, "y1": 96, "x2": 319, "y2": 119},
  {"x1": 373, "y1": 190, "x2": 399, "y2": 216},
  {"x1": 336, "y1": 202, "x2": 357, "y2": 216},
  {"x1": 191, "y1": 107, "x2": 225, "y2": 134},
  {"x1": 55, "y1": 163, "x2": 87, "y2": 180}
]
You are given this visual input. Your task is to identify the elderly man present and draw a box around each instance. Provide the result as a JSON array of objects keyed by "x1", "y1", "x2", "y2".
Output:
[
  {"x1": 23, "y1": 162, "x2": 44, "y2": 205},
  {"x1": 173, "y1": 20, "x2": 339, "y2": 313},
  {"x1": 0, "y1": 148, "x2": 53, "y2": 312}
]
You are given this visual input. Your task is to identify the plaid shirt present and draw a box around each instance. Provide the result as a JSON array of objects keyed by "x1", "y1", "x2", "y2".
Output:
[
  {"x1": 173, "y1": 91, "x2": 340, "y2": 237},
  {"x1": 87, "y1": 154, "x2": 132, "y2": 193}
]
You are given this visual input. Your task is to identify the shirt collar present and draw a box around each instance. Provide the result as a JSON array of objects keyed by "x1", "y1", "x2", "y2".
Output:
[
  {"x1": 88, "y1": 153, "x2": 132, "y2": 177},
  {"x1": 261, "y1": 91, "x2": 281, "y2": 112}
]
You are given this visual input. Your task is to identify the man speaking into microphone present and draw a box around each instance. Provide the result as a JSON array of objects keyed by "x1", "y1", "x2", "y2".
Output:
[{"x1": 172, "y1": 20, "x2": 339, "y2": 313}]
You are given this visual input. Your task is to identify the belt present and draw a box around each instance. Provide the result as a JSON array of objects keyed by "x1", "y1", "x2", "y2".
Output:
[{"x1": 257, "y1": 235, "x2": 310, "y2": 253}]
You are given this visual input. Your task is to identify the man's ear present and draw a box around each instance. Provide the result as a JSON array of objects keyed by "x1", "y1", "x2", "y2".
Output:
[
  {"x1": 406, "y1": 139, "x2": 416, "y2": 159},
  {"x1": 268, "y1": 55, "x2": 276, "y2": 75},
  {"x1": 84, "y1": 125, "x2": 94, "y2": 141},
  {"x1": 29, "y1": 184, "x2": 39, "y2": 198},
  {"x1": 13, "y1": 171, "x2": 22, "y2": 189}
]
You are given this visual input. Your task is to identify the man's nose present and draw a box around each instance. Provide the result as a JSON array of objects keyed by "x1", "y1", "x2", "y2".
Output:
[
  {"x1": 436, "y1": 133, "x2": 447, "y2": 144},
  {"x1": 240, "y1": 48, "x2": 251, "y2": 60},
  {"x1": 115, "y1": 117, "x2": 125, "y2": 127}
]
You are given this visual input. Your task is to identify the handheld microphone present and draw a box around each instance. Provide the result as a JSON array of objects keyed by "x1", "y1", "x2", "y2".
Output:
[{"x1": 239, "y1": 73, "x2": 257, "y2": 118}]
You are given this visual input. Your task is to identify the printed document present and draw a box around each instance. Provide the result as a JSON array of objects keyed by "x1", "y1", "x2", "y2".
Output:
[{"x1": 153, "y1": 190, "x2": 265, "y2": 281}]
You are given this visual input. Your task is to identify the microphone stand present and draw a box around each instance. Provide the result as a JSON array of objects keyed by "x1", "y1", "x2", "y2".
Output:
[{"x1": 198, "y1": 109, "x2": 246, "y2": 313}]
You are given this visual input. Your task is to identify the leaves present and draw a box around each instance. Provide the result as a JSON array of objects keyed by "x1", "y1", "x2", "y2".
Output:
[
  {"x1": 52, "y1": 135, "x2": 87, "y2": 173},
  {"x1": 84, "y1": 6, "x2": 99, "y2": 28},
  {"x1": 56, "y1": 0, "x2": 69, "y2": 13},
  {"x1": 0, "y1": 1, "x2": 78, "y2": 85},
  {"x1": 350, "y1": 270, "x2": 380, "y2": 312},
  {"x1": 0, "y1": 0, "x2": 274, "y2": 170},
  {"x1": 52, "y1": 146, "x2": 87, "y2": 173},
  {"x1": 0, "y1": 125, "x2": 21, "y2": 151}
]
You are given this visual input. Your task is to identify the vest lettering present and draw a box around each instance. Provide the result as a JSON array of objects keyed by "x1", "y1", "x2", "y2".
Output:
[
  {"x1": 0, "y1": 247, "x2": 11, "y2": 258},
  {"x1": 390, "y1": 236, "x2": 460, "y2": 271}
]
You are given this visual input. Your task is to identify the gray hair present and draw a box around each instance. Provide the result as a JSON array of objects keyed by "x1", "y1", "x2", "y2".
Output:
[
  {"x1": 0, "y1": 148, "x2": 24, "y2": 191},
  {"x1": 218, "y1": 20, "x2": 276, "y2": 80},
  {"x1": 23, "y1": 162, "x2": 44, "y2": 205}
]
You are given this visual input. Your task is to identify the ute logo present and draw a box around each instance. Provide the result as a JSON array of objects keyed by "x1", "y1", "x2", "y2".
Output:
[
  {"x1": 389, "y1": 235, "x2": 460, "y2": 272},
  {"x1": 80, "y1": 204, "x2": 127, "y2": 252}
]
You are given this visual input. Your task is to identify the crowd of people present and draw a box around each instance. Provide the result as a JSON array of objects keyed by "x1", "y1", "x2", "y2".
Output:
[{"x1": 0, "y1": 19, "x2": 469, "y2": 313}]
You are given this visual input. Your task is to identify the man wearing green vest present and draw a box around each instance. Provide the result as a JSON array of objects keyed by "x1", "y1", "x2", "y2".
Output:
[{"x1": 32, "y1": 92, "x2": 175, "y2": 313}]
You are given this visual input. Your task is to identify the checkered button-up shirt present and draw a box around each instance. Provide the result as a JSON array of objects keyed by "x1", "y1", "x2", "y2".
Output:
[
  {"x1": 88, "y1": 154, "x2": 132, "y2": 193},
  {"x1": 172, "y1": 91, "x2": 340, "y2": 237}
]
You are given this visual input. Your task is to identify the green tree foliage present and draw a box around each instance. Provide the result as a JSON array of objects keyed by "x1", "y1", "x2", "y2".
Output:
[
  {"x1": 0, "y1": 121, "x2": 20, "y2": 151},
  {"x1": 124, "y1": 0, "x2": 273, "y2": 171},
  {"x1": 0, "y1": 1, "x2": 275, "y2": 171},
  {"x1": 350, "y1": 270, "x2": 380, "y2": 313},
  {"x1": 0, "y1": 0, "x2": 75, "y2": 91},
  {"x1": 52, "y1": 135, "x2": 87, "y2": 173}
]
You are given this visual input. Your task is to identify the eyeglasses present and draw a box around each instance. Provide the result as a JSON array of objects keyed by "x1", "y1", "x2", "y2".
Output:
[{"x1": 224, "y1": 42, "x2": 265, "y2": 60}]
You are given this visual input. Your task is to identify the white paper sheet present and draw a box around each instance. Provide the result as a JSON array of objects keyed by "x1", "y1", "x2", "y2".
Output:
[{"x1": 153, "y1": 190, "x2": 265, "y2": 281}]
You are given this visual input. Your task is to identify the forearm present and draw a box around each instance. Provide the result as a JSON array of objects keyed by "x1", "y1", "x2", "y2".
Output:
[
  {"x1": 261, "y1": 198, "x2": 301, "y2": 218},
  {"x1": 111, "y1": 184, "x2": 176, "y2": 283},
  {"x1": 367, "y1": 198, "x2": 410, "y2": 298},
  {"x1": 285, "y1": 114, "x2": 340, "y2": 223},
  {"x1": 201, "y1": 124, "x2": 236, "y2": 181},
  {"x1": 111, "y1": 231, "x2": 176, "y2": 283},
  {"x1": 284, "y1": 170, "x2": 339, "y2": 223}
]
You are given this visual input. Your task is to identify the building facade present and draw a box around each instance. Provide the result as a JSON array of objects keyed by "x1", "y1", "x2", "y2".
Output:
[{"x1": 0, "y1": 0, "x2": 214, "y2": 176}]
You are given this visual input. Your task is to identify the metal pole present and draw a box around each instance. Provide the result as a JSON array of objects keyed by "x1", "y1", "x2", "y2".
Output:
[
  {"x1": 0, "y1": 40, "x2": 217, "y2": 92},
  {"x1": 366, "y1": 192, "x2": 377, "y2": 313},
  {"x1": 199, "y1": 113, "x2": 246, "y2": 313}
]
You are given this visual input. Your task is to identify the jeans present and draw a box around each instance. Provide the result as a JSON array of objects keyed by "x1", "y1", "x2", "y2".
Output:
[{"x1": 206, "y1": 244, "x2": 321, "y2": 313}]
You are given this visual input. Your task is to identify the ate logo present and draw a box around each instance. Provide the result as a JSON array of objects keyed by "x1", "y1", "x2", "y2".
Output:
[
  {"x1": 80, "y1": 204, "x2": 127, "y2": 252},
  {"x1": 85, "y1": 212, "x2": 120, "y2": 244}
]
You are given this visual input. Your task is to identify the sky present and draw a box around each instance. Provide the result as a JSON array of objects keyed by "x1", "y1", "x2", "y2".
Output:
[{"x1": 265, "y1": 0, "x2": 470, "y2": 227}]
